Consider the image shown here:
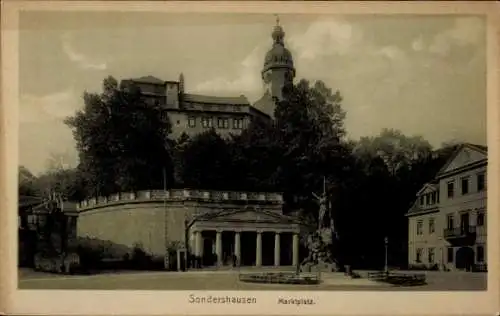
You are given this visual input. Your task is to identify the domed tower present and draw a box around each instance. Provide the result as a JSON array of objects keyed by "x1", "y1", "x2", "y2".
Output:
[{"x1": 261, "y1": 16, "x2": 296, "y2": 102}]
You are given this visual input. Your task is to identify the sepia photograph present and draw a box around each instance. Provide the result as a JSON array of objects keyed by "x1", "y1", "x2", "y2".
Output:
[{"x1": 2, "y1": 1, "x2": 499, "y2": 315}]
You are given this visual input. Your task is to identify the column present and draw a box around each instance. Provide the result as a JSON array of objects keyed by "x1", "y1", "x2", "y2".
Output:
[
  {"x1": 274, "y1": 232, "x2": 281, "y2": 266},
  {"x1": 292, "y1": 233, "x2": 299, "y2": 267},
  {"x1": 256, "y1": 231, "x2": 262, "y2": 267},
  {"x1": 234, "y1": 231, "x2": 241, "y2": 266},
  {"x1": 176, "y1": 249, "x2": 182, "y2": 271},
  {"x1": 195, "y1": 231, "x2": 203, "y2": 257},
  {"x1": 215, "y1": 230, "x2": 222, "y2": 267}
]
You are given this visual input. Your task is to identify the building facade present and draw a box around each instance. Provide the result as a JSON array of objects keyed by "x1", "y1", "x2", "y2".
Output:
[
  {"x1": 119, "y1": 18, "x2": 295, "y2": 140},
  {"x1": 77, "y1": 189, "x2": 304, "y2": 270},
  {"x1": 406, "y1": 143, "x2": 487, "y2": 271}
]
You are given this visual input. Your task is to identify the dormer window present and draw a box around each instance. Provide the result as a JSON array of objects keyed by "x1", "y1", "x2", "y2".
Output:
[{"x1": 419, "y1": 195, "x2": 424, "y2": 206}]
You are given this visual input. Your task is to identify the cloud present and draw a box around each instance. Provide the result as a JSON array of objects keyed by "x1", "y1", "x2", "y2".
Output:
[
  {"x1": 193, "y1": 44, "x2": 268, "y2": 102},
  {"x1": 193, "y1": 18, "x2": 362, "y2": 101},
  {"x1": 62, "y1": 33, "x2": 107, "y2": 70},
  {"x1": 19, "y1": 89, "x2": 80, "y2": 174},
  {"x1": 20, "y1": 89, "x2": 81, "y2": 123},
  {"x1": 288, "y1": 18, "x2": 361, "y2": 60},
  {"x1": 411, "y1": 36, "x2": 425, "y2": 52},
  {"x1": 427, "y1": 17, "x2": 484, "y2": 56}
]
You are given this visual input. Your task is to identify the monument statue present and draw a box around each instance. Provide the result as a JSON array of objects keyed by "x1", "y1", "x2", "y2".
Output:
[{"x1": 300, "y1": 177, "x2": 339, "y2": 273}]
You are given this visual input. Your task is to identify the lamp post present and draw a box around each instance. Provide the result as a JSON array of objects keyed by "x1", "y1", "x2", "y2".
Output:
[{"x1": 384, "y1": 236, "x2": 389, "y2": 274}]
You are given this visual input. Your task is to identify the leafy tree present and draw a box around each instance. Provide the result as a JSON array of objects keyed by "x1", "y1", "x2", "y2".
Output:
[
  {"x1": 273, "y1": 79, "x2": 350, "y2": 212},
  {"x1": 228, "y1": 116, "x2": 281, "y2": 192},
  {"x1": 19, "y1": 166, "x2": 38, "y2": 197},
  {"x1": 65, "y1": 76, "x2": 174, "y2": 197},
  {"x1": 353, "y1": 128, "x2": 433, "y2": 175},
  {"x1": 179, "y1": 129, "x2": 233, "y2": 190}
]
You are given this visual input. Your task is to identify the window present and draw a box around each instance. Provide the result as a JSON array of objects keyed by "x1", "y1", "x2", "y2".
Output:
[
  {"x1": 461, "y1": 177, "x2": 469, "y2": 195},
  {"x1": 447, "y1": 181, "x2": 455, "y2": 198},
  {"x1": 429, "y1": 218, "x2": 435, "y2": 234},
  {"x1": 419, "y1": 195, "x2": 424, "y2": 206},
  {"x1": 217, "y1": 117, "x2": 229, "y2": 129},
  {"x1": 447, "y1": 247, "x2": 454, "y2": 263},
  {"x1": 477, "y1": 173, "x2": 486, "y2": 191},
  {"x1": 425, "y1": 194, "x2": 430, "y2": 205},
  {"x1": 477, "y1": 212, "x2": 485, "y2": 226},
  {"x1": 416, "y1": 248, "x2": 423, "y2": 263},
  {"x1": 428, "y1": 248, "x2": 435, "y2": 264},
  {"x1": 476, "y1": 245, "x2": 485, "y2": 262},
  {"x1": 233, "y1": 118, "x2": 244, "y2": 129},
  {"x1": 202, "y1": 117, "x2": 213, "y2": 128},
  {"x1": 416, "y1": 220, "x2": 423, "y2": 235},
  {"x1": 436, "y1": 189, "x2": 440, "y2": 203},
  {"x1": 430, "y1": 192, "x2": 436, "y2": 205},
  {"x1": 447, "y1": 214, "x2": 454, "y2": 230},
  {"x1": 188, "y1": 117, "x2": 196, "y2": 127}
]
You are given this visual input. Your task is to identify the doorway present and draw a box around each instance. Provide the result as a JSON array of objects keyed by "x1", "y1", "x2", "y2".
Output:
[{"x1": 455, "y1": 246, "x2": 474, "y2": 271}]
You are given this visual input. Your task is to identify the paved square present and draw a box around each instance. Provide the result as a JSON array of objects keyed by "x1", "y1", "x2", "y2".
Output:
[{"x1": 18, "y1": 269, "x2": 487, "y2": 291}]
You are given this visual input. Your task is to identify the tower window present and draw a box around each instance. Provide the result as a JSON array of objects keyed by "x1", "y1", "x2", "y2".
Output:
[{"x1": 188, "y1": 117, "x2": 196, "y2": 128}]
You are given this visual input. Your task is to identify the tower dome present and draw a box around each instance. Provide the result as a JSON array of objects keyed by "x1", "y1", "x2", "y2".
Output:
[{"x1": 262, "y1": 16, "x2": 295, "y2": 75}]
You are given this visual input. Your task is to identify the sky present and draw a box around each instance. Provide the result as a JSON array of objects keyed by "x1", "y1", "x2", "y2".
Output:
[{"x1": 18, "y1": 12, "x2": 487, "y2": 175}]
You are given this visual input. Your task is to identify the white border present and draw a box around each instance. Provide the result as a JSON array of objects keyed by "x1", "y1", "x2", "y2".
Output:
[{"x1": 1, "y1": 1, "x2": 499, "y2": 315}]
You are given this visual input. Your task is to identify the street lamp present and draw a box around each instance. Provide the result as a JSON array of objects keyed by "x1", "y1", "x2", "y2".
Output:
[{"x1": 384, "y1": 236, "x2": 389, "y2": 274}]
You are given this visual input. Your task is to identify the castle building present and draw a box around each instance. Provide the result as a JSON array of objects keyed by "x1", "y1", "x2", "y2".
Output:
[
  {"x1": 76, "y1": 18, "x2": 308, "y2": 271},
  {"x1": 119, "y1": 17, "x2": 295, "y2": 140},
  {"x1": 406, "y1": 143, "x2": 487, "y2": 272}
]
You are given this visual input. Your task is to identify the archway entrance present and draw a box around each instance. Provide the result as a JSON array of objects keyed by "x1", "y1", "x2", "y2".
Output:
[{"x1": 455, "y1": 246, "x2": 474, "y2": 271}]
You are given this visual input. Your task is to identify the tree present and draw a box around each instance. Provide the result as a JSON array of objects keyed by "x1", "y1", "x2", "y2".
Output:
[
  {"x1": 179, "y1": 129, "x2": 233, "y2": 190},
  {"x1": 19, "y1": 166, "x2": 38, "y2": 197},
  {"x1": 228, "y1": 116, "x2": 281, "y2": 192},
  {"x1": 272, "y1": 79, "x2": 350, "y2": 212},
  {"x1": 65, "y1": 76, "x2": 174, "y2": 197}
]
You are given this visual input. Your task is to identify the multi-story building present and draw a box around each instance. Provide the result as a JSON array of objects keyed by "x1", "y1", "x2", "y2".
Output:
[
  {"x1": 119, "y1": 18, "x2": 295, "y2": 140},
  {"x1": 406, "y1": 143, "x2": 487, "y2": 271}
]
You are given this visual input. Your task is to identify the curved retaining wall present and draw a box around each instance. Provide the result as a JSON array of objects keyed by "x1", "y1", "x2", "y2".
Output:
[{"x1": 76, "y1": 189, "x2": 284, "y2": 258}]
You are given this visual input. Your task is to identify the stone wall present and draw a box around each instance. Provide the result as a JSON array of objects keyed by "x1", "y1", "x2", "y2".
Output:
[{"x1": 76, "y1": 189, "x2": 284, "y2": 258}]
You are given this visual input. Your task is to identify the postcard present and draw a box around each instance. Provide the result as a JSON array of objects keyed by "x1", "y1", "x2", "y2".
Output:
[{"x1": 1, "y1": 1, "x2": 498, "y2": 315}]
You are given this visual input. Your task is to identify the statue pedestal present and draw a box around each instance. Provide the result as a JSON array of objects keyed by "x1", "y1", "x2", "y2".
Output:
[{"x1": 300, "y1": 260, "x2": 338, "y2": 273}]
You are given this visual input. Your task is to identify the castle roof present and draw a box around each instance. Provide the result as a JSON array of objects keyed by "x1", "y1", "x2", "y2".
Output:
[
  {"x1": 183, "y1": 93, "x2": 250, "y2": 106},
  {"x1": 130, "y1": 76, "x2": 166, "y2": 85}
]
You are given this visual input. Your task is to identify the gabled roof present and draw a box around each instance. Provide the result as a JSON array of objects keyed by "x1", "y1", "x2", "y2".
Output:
[
  {"x1": 436, "y1": 143, "x2": 487, "y2": 177},
  {"x1": 416, "y1": 182, "x2": 439, "y2": 196},
  {"x1": 130, "y1": 76, "x2": 166, "y2": 85},
  {"x1": 189, "y1": 207, "x2": 303, "y2": 227},
  {"x1": 183, "y1": 94, "x2": 250, "y2": 105}
]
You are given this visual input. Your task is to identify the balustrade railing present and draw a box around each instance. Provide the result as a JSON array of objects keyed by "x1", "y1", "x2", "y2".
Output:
[
  {"x1": 77, "y1": 189, "x2": 283, "y2": 210},
  {"x1": 443, "y1": 225, "x2": 477, "y2": 239}
]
